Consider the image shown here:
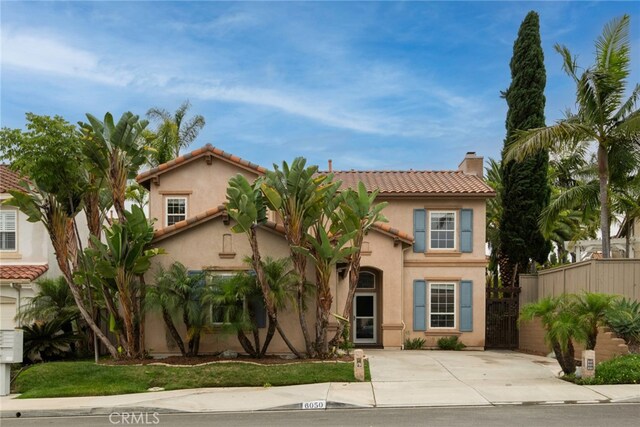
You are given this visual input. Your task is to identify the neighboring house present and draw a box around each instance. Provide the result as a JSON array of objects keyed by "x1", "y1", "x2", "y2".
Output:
[
  {"x1": 565, "y1": 218, "x2": 640, "y2": 261},
  {"x1": 136, "y1": 145, "x2": 495, "y2": 354},
  {"x1": 0, "y1": 165, "x2": 61, "y2": 329}
]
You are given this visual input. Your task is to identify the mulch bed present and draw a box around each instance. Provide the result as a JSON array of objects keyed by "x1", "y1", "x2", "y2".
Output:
[{"x1": 102, "y1": 354, "x2": 355, "y2": 366}]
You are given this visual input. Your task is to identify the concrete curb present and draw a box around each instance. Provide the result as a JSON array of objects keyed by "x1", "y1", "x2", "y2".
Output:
[{"x1": 4, "y1": 398, "x2": 640, "y2": 419}]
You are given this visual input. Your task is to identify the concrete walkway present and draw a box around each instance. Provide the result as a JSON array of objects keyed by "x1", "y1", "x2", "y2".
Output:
[{"x1": 1, "y1": 351, "x2": 639, "y2": 418}]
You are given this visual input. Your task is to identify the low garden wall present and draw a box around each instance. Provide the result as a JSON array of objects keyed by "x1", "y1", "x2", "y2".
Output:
[{"x1": 519, "y1": 318, "x2": 629, "y2": 361}]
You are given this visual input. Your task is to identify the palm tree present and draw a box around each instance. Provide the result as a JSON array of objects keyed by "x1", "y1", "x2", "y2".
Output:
[
  {"x1": 329, "y1": 182, "x2": 388, "y2": 346},
  {"x1": 261, "y1": 158, "x2": 339, "y2": 356},
  {"x1": 226, "y1": 174, "x2": 304, "y2": 357},
  {"x1": 572, "y1": 292, "x2": 617, "y2": 350},
  {"x1": 485, "y1": 158, "x2": 503, "y2": 286},
  {"x1": 18, "y1": 277, "x2": 79, "y2": 325},
  {"x1": 520, "y1": 296, "x2": 584, "y2": 375},
  {"x1": 21, "y1": 314, "x2": 81, "y2": 363},
  {"x1": 146, "y1": 262, "x2": 209, "y2": 357},
  {"x1": 146, "y1": 100, "x2": 205, "y2": 161},
  {"x1": 505, "y1": 15, "x2": 640, "y2": 258},
  {"x1": 205, "y1": 257, "x2": 298, "y2": 358}
]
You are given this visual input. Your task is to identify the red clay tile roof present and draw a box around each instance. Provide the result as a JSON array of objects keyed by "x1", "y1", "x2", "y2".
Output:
[
  {"x1": 136, "y1": 144, "x2": 267, "y2": 186},
  {"x1": 371, "y1": 222, "x2": 413, "y2": 243},
  {"x1": 153, "y1": 205, "x2": 227, "y2": 241},
  {"x1": 152, "y1": 204, "x2": 412, "y2": 245},
  {"x1": 0, "y1": 165, "x2": 28, "y2": 193},
  {"x1": 0, "y1": 264, "x2": 48, "y2": 281},
  {"x1": 328, "y1": 170, "x2": 495, "y2": 196}
]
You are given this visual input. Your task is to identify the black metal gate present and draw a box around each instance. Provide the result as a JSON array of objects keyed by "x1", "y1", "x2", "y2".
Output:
[{"x1": 485, "y1": 286, "x2": 520, "y2": 349}]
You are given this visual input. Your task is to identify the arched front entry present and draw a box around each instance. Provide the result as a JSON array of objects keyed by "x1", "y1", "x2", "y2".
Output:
[{"x1": 352, "y1": 268, "x2": 383, "y2": 346}]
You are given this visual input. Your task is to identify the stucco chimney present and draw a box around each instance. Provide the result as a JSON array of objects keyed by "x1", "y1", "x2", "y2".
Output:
[
  {"x1": 458, "y1": 152, "x2": 484, "y2": 177},
  {"x1": 328, "y1": 159, "x2": 333, "y2": 172}
]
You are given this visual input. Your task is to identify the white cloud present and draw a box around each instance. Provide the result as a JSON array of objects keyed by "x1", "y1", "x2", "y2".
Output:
[{"x1": 1, "y1": 29, "x2": 133, "y2": 86}]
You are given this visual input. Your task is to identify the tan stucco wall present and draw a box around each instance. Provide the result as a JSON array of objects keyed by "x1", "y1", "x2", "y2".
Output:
[
  {"x1": 145, "y1": 218, "x2": 316, "y2": 355},
  {"x1": 141, "y1": 159, "x2": 490, "y2": 354},
  {"x1": 147, "y1": 157, "x2": 260, "y2": 229}
]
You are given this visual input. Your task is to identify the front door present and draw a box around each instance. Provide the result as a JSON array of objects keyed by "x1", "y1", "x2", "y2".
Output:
[{"x1": 353, "y1": 292, "x2": 376, "y2": 344}]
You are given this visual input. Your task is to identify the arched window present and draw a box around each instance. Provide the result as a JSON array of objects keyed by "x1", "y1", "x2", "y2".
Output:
[{"x1": 357, "y1": 271, "x2": 376, "y2": 289}]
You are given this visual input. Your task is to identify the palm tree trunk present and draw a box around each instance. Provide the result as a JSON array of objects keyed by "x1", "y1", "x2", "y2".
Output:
[
  {"x1": 276, "y1": 322, "x2": 304, "y2": 358},
  {"x1": 259, "y1": 314, "x2": 277, "y2": 357},
  {"x1": 50, "y1": 217, "x2": 119, "y2": 358},
  {"x1": 237, "y1": 330, "x2": 257, "y2": 357},
  {"x1": 597, "y1": 145, "x2": 611, "y2": 258},
  {"x1": 292, "y1": 253, "x2": 314, "y2": 357},
  {"x1": 162, "y1": 309, "x2": 186, "y2": 356},
  {"x1": 332, "y1": 253, "x2": 362, "y2": 345}
]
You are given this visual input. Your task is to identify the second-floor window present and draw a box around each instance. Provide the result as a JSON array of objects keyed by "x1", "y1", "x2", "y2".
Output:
[
  {"x1": 429, "y1": 211, "x2": 456, "y2": 250},
  {"x1": 166, "y1": 197, "x2": 187, "y2": 226},
  {"x1": 0, "y1": 210, "x2": 17, "y2": 251}
]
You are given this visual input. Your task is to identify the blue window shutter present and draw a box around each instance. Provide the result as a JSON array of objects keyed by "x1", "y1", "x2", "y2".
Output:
[
  {"x1": 251, "y1": 296, "x2": 267, "y2": 329},
  {"x1": 413, "y1": 209, "x2": 427, "y2": 253},
  {"x1": 413, "y1": 280, "x2": 427, "y2": 331},
  {"x1": 460, "y1": 209, "x2": 473, "y2": 253},
  {"x1": 459, "y1": 280, "x2": 473, "y2": 332}
]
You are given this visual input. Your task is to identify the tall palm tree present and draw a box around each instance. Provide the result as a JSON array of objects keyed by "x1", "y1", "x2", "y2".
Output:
[
  {"x1": 485, "y1": 158, "x2": 503, "y2": 286},
  {"x1": 505, "y1": 15, "x2": 640, "y2": 258},
  {"x1": 146, "y1": 100, "x2": 205, "y2": 161}
]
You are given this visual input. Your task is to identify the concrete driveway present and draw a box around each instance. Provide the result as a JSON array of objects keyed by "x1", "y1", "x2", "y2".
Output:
[{"x1": 367, "y1": 350, "x2": 639, "y2": 406}]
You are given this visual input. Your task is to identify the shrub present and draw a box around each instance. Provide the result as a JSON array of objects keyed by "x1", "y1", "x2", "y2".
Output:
[
  {"x1": 605, "y1": 298, "x2": 640, "y2": 349},
  {"x1": 437, "y1": 336, "x2": 465, "y2": 350},
  {"x1": 21, "y1": 315, "x2": 80, "y2": 363},
  {"x1": 595, "y1": 354, "x2": 640, "y2": 384},
  {"x1": 404, "y1": 337, "x2": 426, "y2": 350}
]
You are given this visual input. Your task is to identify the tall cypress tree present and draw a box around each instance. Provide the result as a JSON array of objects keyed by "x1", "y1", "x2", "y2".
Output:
[{"x1": 498, "y1": 11, "x2": 551, "y2": 287}]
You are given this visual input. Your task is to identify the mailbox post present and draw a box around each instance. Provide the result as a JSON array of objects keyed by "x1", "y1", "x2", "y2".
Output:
[
  {"x1": 0, "y1": 329, "x2": 23, "y2": 396},
  {"x1": 582, "y1": 350, "x2": 596, "y2": 379},
  {"x1": 354, "y1": 349, "x2": 365, "y2": 382}
]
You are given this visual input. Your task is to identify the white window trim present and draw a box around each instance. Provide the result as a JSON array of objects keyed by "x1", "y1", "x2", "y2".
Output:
[
  {"x1": 356, "y1": 271, "x2": 376, "y2": 289},
  {"x1": 165, "y1": 196, "x2": 188, "y2": 227},
  {"x1": 428, "y1": 210, "x2": 457, "y2": 251},
  {"x1": 427, "y1": 282, "x2": 456, "y2": 330},
  {"x1": 0, "y1": 210, "x2": 18, "y2": 253}
]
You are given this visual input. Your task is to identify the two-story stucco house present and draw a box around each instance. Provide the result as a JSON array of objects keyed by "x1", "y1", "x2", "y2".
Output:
[
  {"x1": 136, "y1": 145, "x2": 495, "y2": 354},
  {"x1": 0, "y1": 166, "x2": 63, "y2": 329}
]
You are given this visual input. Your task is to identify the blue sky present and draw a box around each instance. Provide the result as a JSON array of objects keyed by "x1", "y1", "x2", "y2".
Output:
[{"x1": 1, "y1": 1, "x2": 638, "y2": 171}]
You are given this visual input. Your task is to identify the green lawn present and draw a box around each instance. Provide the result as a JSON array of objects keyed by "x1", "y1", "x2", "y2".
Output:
[{"x1": 13, "y1": 360, "x2": 371, "y2": 398}]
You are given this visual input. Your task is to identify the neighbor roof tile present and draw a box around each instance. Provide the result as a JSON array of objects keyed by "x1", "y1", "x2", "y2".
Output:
[{"x1": 0, "y1": 264, "x2": 49, "y2": 281}]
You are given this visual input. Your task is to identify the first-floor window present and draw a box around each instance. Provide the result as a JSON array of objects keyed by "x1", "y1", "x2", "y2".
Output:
[
  {"x1": 166, "y1": 197, "x2": 187, "y2": 226},
  {"x1": 0, "y1": 210, "x2": 17, "y2": 251},
  {"x1": 429, "y1": 283, "x2": 455, "y2": 328}
]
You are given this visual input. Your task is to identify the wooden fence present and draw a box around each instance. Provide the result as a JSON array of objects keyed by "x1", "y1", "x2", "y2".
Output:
[
  {"x1": 520, "y1": 259, "x2": 640, "y2": 305},
  {"x1": 519, "y1": 259, "x2": 638, "y2": 360}
]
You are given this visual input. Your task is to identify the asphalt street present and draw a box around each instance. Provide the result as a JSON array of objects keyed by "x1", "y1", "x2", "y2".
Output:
[{"x1": 3, "y1": 403, "x2": 640, "y2": 427}]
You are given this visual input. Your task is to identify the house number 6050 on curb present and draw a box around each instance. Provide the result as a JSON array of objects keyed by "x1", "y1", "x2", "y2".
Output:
[{"x1": 302, "y1": 400, "x2": 326, "y2": 409}]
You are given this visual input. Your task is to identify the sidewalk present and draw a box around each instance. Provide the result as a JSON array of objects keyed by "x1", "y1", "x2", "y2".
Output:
[{"x1": 1, "y1": 351, "x2": 639, "y2": 418}]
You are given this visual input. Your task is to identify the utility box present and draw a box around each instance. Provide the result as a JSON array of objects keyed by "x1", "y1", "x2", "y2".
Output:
[
  {"x1": 0, "y1": 329, "x2": 23, "y2": 396},
  {"x1": 582, "y1": 349, "x2": 596, "y2": 378}
]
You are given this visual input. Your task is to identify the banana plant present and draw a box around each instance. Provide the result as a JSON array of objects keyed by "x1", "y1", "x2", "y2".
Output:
[
  {"x1": 295, "y1": 226, "x2": 358, "y2": 357},
  {"x1": 226, "y1": 174, "x2": 302, "y2": 357},
  {"x1": 82, "y1": 205, "x2": 164, "y2": 358},
  {"x1": 261, "y1": 157, "x2": 338, "y2": 356},
  {"x1": 84, "y1": 112, "x2": 150, "y2": 221},
  {"x1": 4, "y1": 182, "x2": 120, "y2": 358},
  {"x1": 329, "y1": 182, "x2": 388, "y2": 347}
]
